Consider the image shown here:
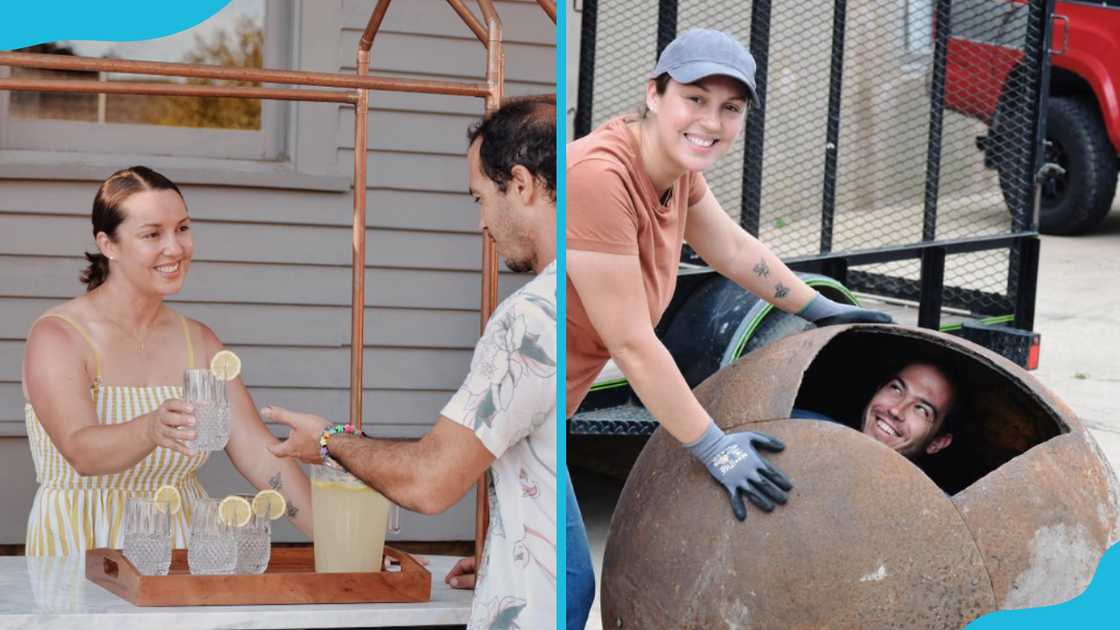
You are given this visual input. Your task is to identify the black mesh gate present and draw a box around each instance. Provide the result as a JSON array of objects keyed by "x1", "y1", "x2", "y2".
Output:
[{"x1": 574, "y1": 0, "x2": 1054, "y2": 333}]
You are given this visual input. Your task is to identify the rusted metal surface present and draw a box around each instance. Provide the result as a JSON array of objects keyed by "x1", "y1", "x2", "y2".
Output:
[
  {"x1": 693, "y1": 324, "x2": 1077, "y2": 491},
  {"x1": 953, "y1": 430, "x2": 1120, "y2": 609},
  {"x1": 603, "y1": 421, "x2": 997, "y2": 629},
  {"x1": 603, "y1": 324, "x2": 1120, "y2": 628},
  {"x1": 690, "y1": 324, "x2": 844, "y2": 427}
]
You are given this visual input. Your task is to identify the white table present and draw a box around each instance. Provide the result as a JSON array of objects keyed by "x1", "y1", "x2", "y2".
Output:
[{"x1": 0, "y1": 554, "x2": 471, "y2": 629}]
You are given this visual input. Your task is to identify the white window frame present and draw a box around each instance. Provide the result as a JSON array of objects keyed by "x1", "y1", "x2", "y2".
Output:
[
  {"x1": 0, "y1": 0, "x2": 293, "y2": 163},
  {"x1": 904, "y1": 0, "x2": 935, "y2": 59}
]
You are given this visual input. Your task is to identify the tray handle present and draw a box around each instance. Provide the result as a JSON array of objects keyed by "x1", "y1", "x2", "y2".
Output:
[{"x1": 383, "y1": 546, "x2": 429, "y2": 575}]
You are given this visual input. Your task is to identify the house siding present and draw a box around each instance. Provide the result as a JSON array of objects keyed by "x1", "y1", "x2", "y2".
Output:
[{"x1": 0, "y1": 0, "x2": 555, "y2": 544}]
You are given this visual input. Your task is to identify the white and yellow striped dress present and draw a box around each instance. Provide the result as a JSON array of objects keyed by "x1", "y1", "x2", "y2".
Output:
[{"x1": 24, "y1": 313, "x2": 211, "y2": 556}]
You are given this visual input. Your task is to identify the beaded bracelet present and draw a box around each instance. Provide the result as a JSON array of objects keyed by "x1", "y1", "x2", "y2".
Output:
[{"x1": 319, "y1": 424, "x2": 357, "y2": 463}]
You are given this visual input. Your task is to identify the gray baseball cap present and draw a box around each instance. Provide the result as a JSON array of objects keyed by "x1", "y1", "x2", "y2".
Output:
[{"x1": 650, "y1": 28, "x2": 760, "y2": 108}]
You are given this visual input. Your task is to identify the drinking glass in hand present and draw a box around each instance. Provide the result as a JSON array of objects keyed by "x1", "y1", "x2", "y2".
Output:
[
  {"x1": 236, "y1": 513, "x2": 271, "y2": 574},
  {"x1": 187, "y1": 498, "x2": 236, "y2": 575},
  {"x1": 183, "y1": 368, "x2": 231, "y2": 452},
  {"x1": 122, "y1": 497, "x2": 172, "y2": 576}
]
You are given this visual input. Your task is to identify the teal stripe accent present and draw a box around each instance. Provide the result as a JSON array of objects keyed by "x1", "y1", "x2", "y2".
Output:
[
  {"x1": 1, "y1": 1, "x2": 231, "y2": 50},
  {"x1": 967, "y1": 541, "x2": 1120, "y2": 628},
  {"x1": 555, "y1": 6, "x2": 568, "y2": 630}
]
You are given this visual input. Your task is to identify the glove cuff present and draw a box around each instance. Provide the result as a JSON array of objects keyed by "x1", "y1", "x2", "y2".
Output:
[
  {"x1": 684, "y1": 419, "x2": 725, "y2": 463},
  {"x1": 797, "y1": 292, "x2": 850, "y2": 322}
]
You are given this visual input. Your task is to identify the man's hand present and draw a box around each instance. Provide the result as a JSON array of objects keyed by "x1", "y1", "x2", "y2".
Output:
[
  {"x1": 445, "y1": 556, "x2": 477, "y2": 589},
  {"x1": 799, "y1": 292, "x2": 893, "y2": 327},
  {"x1": 262, "y1": 405, "x2": 333, "y2": 465},
  {"x1": 685, "y1": 421, "x2": 793, "y2": 521}
]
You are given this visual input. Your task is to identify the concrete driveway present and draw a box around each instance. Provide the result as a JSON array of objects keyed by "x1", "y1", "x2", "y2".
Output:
[{"x1": 1033, "y1": 208, "x2": 1120, "y2": 469}]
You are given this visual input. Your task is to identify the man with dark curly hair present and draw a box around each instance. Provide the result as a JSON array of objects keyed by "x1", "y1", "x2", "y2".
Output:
[
  {"x1": 795, "y1": 360, "x2": 962, "y2": 460},
  {"x1": 264, "y1": 97, "x2": 557, "y2": 630},
  {"x1": 466, "y1": 96, "x2": 556, "y2": 273}
]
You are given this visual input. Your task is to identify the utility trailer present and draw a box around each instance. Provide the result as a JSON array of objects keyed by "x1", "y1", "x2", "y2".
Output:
[{"x1": 569, "y1": 0, "x2": 1055, "y2": 440}]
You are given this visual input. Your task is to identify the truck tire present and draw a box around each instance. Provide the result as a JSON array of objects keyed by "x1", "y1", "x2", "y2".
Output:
[{"x1": 999, "y1": 96, "x2": 1118, "y2": 235}]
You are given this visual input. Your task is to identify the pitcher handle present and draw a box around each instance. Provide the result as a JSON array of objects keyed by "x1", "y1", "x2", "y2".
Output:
[{"x1": 388, "y1": 504, "x2": 401, "y2": 534}]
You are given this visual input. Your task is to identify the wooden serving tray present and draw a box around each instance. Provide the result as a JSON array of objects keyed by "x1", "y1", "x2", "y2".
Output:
[{"x1": 85, "y1": 546, "x2": 431, "y2": 606}]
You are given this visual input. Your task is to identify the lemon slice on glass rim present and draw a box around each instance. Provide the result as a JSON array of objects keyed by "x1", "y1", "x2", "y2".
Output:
[
  {"x1": 153, "y1": 484, "x2": 182, "y2": 515},
  {"x1": 251, "y1": 489, "x2": 287, "y2": 520},
  {"x1": 210, "y1": 350, "x2": 242, "y2": 381},
  {"x1": 218, "y1": 495, "x2": 253, "y2": 527}
]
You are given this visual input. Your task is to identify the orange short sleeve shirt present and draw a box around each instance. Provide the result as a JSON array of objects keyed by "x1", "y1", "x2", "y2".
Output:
[{"x1": 565, "y1": 116, "x2": 708, "y2": 416}]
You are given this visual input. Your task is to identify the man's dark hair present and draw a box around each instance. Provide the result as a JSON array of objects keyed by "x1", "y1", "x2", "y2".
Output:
[{"x1": 467, "y1": 95, "x2": 556, "y2": 199}]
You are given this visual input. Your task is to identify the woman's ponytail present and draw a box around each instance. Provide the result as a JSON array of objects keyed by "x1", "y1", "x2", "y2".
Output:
[{"x1": 80, "y1": 252, "x2": 111, "y2": 291}]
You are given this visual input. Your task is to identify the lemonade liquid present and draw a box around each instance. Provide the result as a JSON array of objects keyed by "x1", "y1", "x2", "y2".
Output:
[{"x1": 311, "y1": 472, "x2": 390, "y2": 573}]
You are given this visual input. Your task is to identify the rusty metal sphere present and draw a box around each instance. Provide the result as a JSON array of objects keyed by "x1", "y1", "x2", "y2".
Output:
[{"x1": 601, "y1": 325, "x2": 1120, "y2": 629}]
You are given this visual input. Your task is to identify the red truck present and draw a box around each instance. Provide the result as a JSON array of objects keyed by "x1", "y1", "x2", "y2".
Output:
[{"x1": 944, "y1": 0, "x2": 1120, "y2": 234}]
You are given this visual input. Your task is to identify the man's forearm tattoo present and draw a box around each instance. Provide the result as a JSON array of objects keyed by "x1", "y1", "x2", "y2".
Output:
[
  {"x1": 752, "y1": 258, "x2": 771, "y2": 278},
  {"x1": 287, "y1": 505, "x2": 299, "y2": 519},
  {"x1": 774, "y1": 282, "x2": 790, "y2": 299},
  {"x1": 269, "y1": 472, "x2": 282, "y2": 490}
]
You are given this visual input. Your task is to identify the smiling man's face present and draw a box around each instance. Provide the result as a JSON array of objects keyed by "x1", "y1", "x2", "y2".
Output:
[{"x1": 860, "y1": 363, "x2": 955, "y2": 459}]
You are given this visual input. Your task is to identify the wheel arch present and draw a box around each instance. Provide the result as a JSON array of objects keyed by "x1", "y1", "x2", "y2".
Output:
[
  {"x1": 1000, "y1": 57, "x2": 1120, "y2": 157},
  {"x1": 1049, "y1": 53, "x2": 1120, "y2": 155}
]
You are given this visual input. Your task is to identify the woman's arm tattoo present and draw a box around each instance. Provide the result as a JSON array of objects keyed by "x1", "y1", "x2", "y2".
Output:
[{"x1": 267, "y1": 472, "x2": 299, "y2": 518}]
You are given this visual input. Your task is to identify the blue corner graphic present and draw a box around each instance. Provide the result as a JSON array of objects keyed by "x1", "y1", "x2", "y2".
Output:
[
  {"x1": 1, "y1": 1, "x2": 230, "y2": 51},
  {"x1": 968, "y1": 541, "x2": 1120, "y2": 629}
]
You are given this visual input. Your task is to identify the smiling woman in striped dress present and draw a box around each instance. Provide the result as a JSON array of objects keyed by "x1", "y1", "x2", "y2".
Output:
[{"x1": 20, "y1": 166, "x2": 312, "y2": 554}]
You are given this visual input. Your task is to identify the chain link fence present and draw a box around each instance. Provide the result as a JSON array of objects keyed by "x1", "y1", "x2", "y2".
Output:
[{"x1": 575, "y1": 0, "x2": 1051, "y2": 321}]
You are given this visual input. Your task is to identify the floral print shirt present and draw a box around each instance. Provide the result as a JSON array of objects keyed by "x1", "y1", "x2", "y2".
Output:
[{"x1": 442, "y1": 261, "x2": 557, "y2": 630}]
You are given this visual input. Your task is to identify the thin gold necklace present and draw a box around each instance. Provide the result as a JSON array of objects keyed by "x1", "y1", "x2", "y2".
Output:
[
  {"x1": 95, "y1": 293, "x2": 156, "y2": 353},
  {"x1": 107, "y1": 317, "x2": 151, "y2": 353}
]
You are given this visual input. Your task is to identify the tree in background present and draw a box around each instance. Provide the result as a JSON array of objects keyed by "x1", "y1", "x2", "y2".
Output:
[{"x1": 141, "y1": 16, "x2": 263, "y2": 130}]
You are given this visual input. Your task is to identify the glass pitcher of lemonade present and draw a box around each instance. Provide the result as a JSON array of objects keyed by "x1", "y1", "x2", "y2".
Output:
[{"x1": 311, "y1": 462, "x2": 400, "y2": 573}]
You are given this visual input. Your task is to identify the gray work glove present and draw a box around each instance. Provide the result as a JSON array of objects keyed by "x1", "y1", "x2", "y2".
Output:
[
  {"x1": 799, "y1": 292, "x2": 894, "y2": 327},
  {"x1": 685, "y1": 420, "x2": 793, "y2": 521}
]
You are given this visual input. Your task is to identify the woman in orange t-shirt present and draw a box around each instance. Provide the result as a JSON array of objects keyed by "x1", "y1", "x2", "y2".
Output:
[{"x1": 564, "y1": 29, "x2": 892, "y2": 628}]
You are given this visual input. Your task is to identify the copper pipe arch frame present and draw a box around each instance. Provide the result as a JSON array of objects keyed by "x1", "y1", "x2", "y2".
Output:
[
  {"x1": 0, "y1": 78, "x2": 359, "y2": 103},
  {"x1": 1, "y1": 0, "x2": 556, "y2": 568},
  {"x1": 0, "y1": 51, "x2": 491, "y2": 97}
]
